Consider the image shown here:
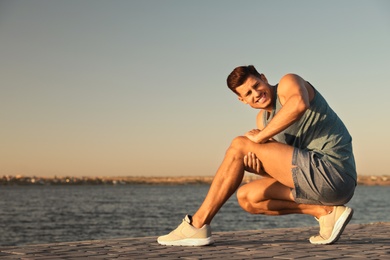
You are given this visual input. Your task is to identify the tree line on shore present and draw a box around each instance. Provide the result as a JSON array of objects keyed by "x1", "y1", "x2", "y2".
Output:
[{"x1": 1, "y1": 175, "x2": 389, "y2": 186}]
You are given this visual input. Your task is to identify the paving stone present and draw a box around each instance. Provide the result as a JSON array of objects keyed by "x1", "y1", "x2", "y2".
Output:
[{"x1": 0, "y1": 223, "x2": 389, "y2": 259}]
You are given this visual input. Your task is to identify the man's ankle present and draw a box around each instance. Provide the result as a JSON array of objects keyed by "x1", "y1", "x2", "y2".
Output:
[
  {"x1": 315, "y1": 206, "x2": 334, "y2": 219},
  {"x1": 191, "y1": 214, "x2": 206, "y2": 229}
]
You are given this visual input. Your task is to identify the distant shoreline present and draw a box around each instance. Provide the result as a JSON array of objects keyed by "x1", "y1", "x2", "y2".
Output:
[{"x1": 1, "y1": 175, "x2": 389, "y2": 186}]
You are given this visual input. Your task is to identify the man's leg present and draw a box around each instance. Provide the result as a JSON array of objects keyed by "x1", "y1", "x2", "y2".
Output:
[
  {"x1": 158, "y1": 136, "x2": 352, "y2": 245},
  {"x1": 236, "y1": 177, "x2": 331, "y2": 218},
  {"x1": 192, "y1": 136, "x2": 300, "y2": 228},
  {"x1": 157, "y1": 136, "x2": 294, "y2": 246},
  {"x1": 236, "y1": 177, "x2": 354, "y2": 245},
  {"x1": 191, "y1": 136, "x2": 353, "y2": 245}
]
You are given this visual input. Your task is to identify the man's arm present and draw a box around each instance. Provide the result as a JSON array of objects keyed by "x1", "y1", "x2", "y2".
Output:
[{"x1": 246, "y1": 74, "x2": 311, "y2": 143}]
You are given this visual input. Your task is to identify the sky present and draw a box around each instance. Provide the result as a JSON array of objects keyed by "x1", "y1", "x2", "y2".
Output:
[{"x1": 1, "y1": 0, "x2": 389, "y2": 177}]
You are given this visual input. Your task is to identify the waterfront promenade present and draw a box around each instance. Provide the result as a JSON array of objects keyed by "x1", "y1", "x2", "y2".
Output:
[{"x1": 1, "y1": 222, "x2": 389, "y2": 259}]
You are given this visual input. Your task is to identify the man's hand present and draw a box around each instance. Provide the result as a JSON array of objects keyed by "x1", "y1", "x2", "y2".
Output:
[
  {"x1": 243, "y1": 152, "x2": 268, "y2": 177},
  {"x1": 244, "y1": 152, "x2": 261, "y2": 173},
  {"x1": 245, "y1": 129, "x2": 262, "y2": 143}
]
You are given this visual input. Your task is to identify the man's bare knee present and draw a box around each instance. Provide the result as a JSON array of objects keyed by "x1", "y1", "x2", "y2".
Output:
[
  {"x1": 231, "y1": 136, "x2": 249, "y2": 148},
  {"x1": 237, "y1": 185, "x2": 267, "y2": 214},
  {"x1": 226, "y1": 136, "x2": 249, "y2": 158},
  {"x1": 236, "y1": 186, "x2": 251, "y2": 212}
]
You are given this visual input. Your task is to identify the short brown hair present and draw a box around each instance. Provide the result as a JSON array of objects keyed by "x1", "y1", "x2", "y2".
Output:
[{"x1": 226, "y1": 65, "x2": 262, "y2": 95}]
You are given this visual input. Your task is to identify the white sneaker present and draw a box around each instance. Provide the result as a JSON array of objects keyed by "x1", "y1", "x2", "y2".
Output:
[
  {"x1": 157, "y1": 215, "x2": 213, "y2": 246},
  {"x1": 310, "y1": 206, "x2": 353, "y2": 245}
]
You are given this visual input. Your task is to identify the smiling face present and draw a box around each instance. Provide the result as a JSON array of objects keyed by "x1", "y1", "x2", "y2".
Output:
[{"x1": 235, "y1": 74, "x2": 274, "y2": 111}]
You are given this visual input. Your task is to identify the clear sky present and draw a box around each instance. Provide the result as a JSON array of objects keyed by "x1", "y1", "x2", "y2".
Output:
[{"x1": 1, "y1": 0, "x2": 389, "y2": 177}]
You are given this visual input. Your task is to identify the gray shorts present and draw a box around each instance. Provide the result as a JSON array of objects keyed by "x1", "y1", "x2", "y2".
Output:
[{"x1": 291, "y1": 148, "x2": 356, "y2": 205}]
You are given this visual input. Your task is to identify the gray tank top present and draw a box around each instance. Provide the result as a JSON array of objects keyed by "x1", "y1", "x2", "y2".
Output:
[{"x1": 263, "y1": 83, "x2": 357, "y2": 180}]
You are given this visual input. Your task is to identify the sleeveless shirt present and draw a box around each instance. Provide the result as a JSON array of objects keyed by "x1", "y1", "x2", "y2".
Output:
[{"x1": 263, "y1": 83, "x2": 357, "y2": 181}]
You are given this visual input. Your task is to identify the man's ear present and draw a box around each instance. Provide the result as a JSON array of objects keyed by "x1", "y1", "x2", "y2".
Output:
[
  {"x1": 238, "y1": 96, "x2": 248, "y2": 104},
  {"x1": 260, "y1": 74, "x2": 268, "y2": 84}
]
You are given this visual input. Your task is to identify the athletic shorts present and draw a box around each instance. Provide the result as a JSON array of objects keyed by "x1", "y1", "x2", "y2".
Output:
[{"x1": 291, "y1": 148, "x2": 356, "y2": 206}]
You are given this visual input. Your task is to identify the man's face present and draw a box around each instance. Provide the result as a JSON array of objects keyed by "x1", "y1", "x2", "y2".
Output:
[{"x1": 235, "y1": 75, "x2": 274, "y2": 111}]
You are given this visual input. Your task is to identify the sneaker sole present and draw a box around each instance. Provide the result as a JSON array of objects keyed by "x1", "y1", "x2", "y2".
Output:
[
  {"x1": 310, "y1": 207, "x2": 354, "y2": 245},
  {"x1": 157, "y1": 237, "x2": 213, "y2": 246}
]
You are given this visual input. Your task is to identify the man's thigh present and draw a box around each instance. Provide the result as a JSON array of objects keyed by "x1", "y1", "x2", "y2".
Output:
[
  {"x1": 239, "y1": 177, "x2": 295, "y2": 202},
  {"x1": 240, "y1": 138, "x2": 295, "y2": 188}
]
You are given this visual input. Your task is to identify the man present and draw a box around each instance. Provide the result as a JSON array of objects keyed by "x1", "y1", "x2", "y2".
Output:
[{"x1": 157, "y1": 65, "x2": 357, "y2": 246}]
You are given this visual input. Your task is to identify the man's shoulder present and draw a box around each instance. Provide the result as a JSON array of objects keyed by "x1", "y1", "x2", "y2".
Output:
[
  {"x1": 278, "y1": 73, "x2": 305, "y2": 90},
  {"x1": 277, "y1": 73, "x2": 315, "y2": 103}
]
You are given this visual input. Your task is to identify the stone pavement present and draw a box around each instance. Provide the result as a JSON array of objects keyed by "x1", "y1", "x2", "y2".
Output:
[{"x1": 0, "y1": 222, "x2": 389, "y2": 259}]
